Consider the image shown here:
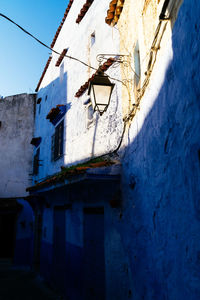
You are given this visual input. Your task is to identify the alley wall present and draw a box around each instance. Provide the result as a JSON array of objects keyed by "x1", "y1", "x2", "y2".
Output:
[{"x1": 0, "y1": 93, "x2": 35, "y2": 197}]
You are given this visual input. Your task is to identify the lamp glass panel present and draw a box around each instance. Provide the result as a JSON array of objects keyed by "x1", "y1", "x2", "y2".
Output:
[
  {"x1": 90, "y1": 87, "x2": 96, "y2": 110},
  {"x1": 97, "y1": 104, "x2": 107, "y2": 113},
  {"x1": 93, "y1": 85, "x2": 112, "y2": 105}
]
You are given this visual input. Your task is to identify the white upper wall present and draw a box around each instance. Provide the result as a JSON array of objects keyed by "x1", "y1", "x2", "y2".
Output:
[{"x1": 34, "y1": 0, "x2": 123, "y2": 182}]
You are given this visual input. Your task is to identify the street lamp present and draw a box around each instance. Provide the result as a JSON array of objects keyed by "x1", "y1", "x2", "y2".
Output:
[{"x1": 88, "y1": 70, "x2": 115, "y2": 115}]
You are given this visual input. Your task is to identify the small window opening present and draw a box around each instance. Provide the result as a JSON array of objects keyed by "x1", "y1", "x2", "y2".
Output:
[
  {"x1": 91, "y1": 32, "x2": 95, "y2": 47},
  {"x1": 45, "y1": 95, "x2": 48, "y2": 101},
  {"x1": 39, "y1": 104, "x2": 41, "y2": 114},
  {"x1": 60, "y1": 62, "x2": 64, "y2": 82},
  {"x1": 134, "y1": 41, "x2": 141, "y2": 87},
  {"x1": 133, "y1": 41, "x2": 141, "y2": 98}
]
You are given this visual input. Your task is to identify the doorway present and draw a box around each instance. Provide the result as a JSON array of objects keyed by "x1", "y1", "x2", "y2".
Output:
[
  {"x1": 53, "y1": 207, "x2": 66, "y2": 292},
  {"x1": 83, "y1": 207, "x2": 105, "y2": 300},
  {"x1": 0, "y1": 213, "x2": 16, "y2": 258}
]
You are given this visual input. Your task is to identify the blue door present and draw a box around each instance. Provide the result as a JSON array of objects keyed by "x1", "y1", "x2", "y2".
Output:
[
  {"x1": 53, "y1": 208, "x2": 66, "y2": 292},
  {"x1": 83, "y1": 207, "x2": 105, "y2": 300}
]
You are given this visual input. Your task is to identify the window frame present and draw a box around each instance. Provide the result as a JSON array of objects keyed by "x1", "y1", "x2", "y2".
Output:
[{"x1": 51, "y1": 119, "x2": 64, "y2": 161}]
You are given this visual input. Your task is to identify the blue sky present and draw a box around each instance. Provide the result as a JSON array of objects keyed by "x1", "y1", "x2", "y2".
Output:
[{"x1": 0, "y1": 0, "x2": 69, "y2": 97}]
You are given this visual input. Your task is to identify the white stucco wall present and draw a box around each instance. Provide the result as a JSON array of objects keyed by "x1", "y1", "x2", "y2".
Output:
[
  {"x1": 0, "y1": 93, "x2": 35, "y2": 197},
  {"x1": 34, "y1": 0, "x2": 123, "y2": 182}
]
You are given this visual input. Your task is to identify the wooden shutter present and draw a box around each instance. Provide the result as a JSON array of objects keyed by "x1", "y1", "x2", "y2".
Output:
[{"x1": 54, "y1": 120, "x2": 64, "y2": 160}]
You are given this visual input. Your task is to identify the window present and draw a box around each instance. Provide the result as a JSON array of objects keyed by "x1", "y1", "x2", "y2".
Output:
[
  {"x1": 134, "y1": 41, "x2": 141, "y2": 97},
  {"x1": 33, "y1": 148, "x2": 40, "y2": 175},
  {"x1": 134, "y1": 41, "x2": 141, "y2": 87},
  {"x1": 91, "y1": 32, "x2": 95, "y2": 47},
  {"x1": 51, "y1": 134, "x2": 55, "y2": 161},
  {"x1": 51, "y1": 120, "x2": 64, "y2": 161},
  {"x1": 60, "y1": 62, "x2": 64, "y2": 82},
  {"x1": 37, "y1": 97, "x2": 42, "y2": 104}
]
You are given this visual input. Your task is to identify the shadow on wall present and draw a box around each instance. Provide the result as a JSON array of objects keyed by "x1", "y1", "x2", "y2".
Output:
[
  {"x1": 119, "y1": 1, "x2": 200, "y2": 299},
  {"x1": 35, "y1": 72, "x2": 72, "y2": 178},
  {"x1": 38, "y1": 71, "x2": 69, "y2": 108},
  {"x1": 14, "y1": 199, "x2": 34, "y2": 266}
]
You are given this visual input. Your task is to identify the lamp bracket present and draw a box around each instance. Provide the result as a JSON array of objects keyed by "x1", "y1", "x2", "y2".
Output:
[{"x1": 97, "y1": 54, "x2": 130, "y2": 68}]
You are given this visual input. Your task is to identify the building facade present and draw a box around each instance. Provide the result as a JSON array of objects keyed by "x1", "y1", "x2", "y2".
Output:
[
  {"x1": 0, "y1": 93, "x2": 35, "y2": 265},
  {"x1": 28, "y1": 0, "x2": 200, "y2": 299}
]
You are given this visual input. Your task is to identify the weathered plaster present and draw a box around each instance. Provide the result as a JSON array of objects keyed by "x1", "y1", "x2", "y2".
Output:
[
  {"x1": 0, "y1": 94, "x2": 35, "y2": 197},
  {"x1": 116, "y1": 0, "x2": 200, "y2": 299},
  {"x1": 34, "y1": 0, "x2": 123, "y2": 181}
]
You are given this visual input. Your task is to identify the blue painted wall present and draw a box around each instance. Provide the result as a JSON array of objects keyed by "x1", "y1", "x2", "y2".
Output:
[
  {"x1": 118, "y1": 1, "x2": 200, "y2": 299},
  {"x1": 14, "y1": 199, "x2": 34, "y2": 266},
  {"x1": 83, "y1": 210, "x2": 105, "y2": 300}
]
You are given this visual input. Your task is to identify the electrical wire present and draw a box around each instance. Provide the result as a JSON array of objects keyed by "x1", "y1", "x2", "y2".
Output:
[
  {"x1": 0, "y1": 13, "x2": 98, "y2": 71},
  {"x1": 0, "y1": 12, "x2": 168, "y2": 159},
  {"x1": 0, "y1": 13, "x2": 124, "y2": 84}
]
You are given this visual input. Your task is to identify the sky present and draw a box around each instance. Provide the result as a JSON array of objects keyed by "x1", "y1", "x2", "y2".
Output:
[{"x1": 0, "y1": 0, "x2": 69, "y2": 97}]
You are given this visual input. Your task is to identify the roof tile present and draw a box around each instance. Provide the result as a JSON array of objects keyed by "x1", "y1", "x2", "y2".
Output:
[{"x1": 105, "y1": 0, "x2": 125, "y2": 26}]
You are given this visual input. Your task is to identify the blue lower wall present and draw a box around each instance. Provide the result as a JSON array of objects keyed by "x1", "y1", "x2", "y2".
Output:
[
  {"x1": 66, "y1": 242, "x2": 83, "y2": 300},
  {"x1": 40, "y1": 240, "x2": 53, "y2": 284},
  {"x1": 14, "y1": 237, "x2": 33, "y2": 266},
  {"x1": 40, "y1": 239, "x2": 83, "y2": 299}
]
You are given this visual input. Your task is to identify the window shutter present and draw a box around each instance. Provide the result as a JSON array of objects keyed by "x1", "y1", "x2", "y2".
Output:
[
  {"x1": 51, "y1": 134, "x2": 55, "y2": 161},
  {"x1": 58, "y1": 120, "x2": 64, "y2": 157},
  {"x1": 53, "y1": 120, "x2": 64, "y2": 160}
]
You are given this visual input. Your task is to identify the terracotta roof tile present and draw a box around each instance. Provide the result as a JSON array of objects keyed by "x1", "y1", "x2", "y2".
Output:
[
  {"x1": 51, "y1": 0, "x2": 74, "y2": 48},
  {"x1": 26, "y1": 158, "x2": 116, "y2": 192},
  {"x1": 55, "y1": 48, "x2": 68, "y2": 67},
  {"x1": 76, "y1": 0, "x2": 94, "y2": 24},
  {"x1": 35, "y1": 2, "x2": 74, "y2": 92},
  {"x1": 46, "y1": 104, "x2": 65, "y2": 123},
  {"x1": 75, "y1": 58, "x2": 115, "y2": 98},
  {"x1": 105, "y1": 0, "x2": 125, "y2": 26}
]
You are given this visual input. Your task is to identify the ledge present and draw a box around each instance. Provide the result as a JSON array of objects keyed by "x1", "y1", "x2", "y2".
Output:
[
  {"x1": 46, "y1": 105, "x2": 66, "y2": 125},
  {"x1": 27, "y1": 158, "x2": 120, "y2": 193}
]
